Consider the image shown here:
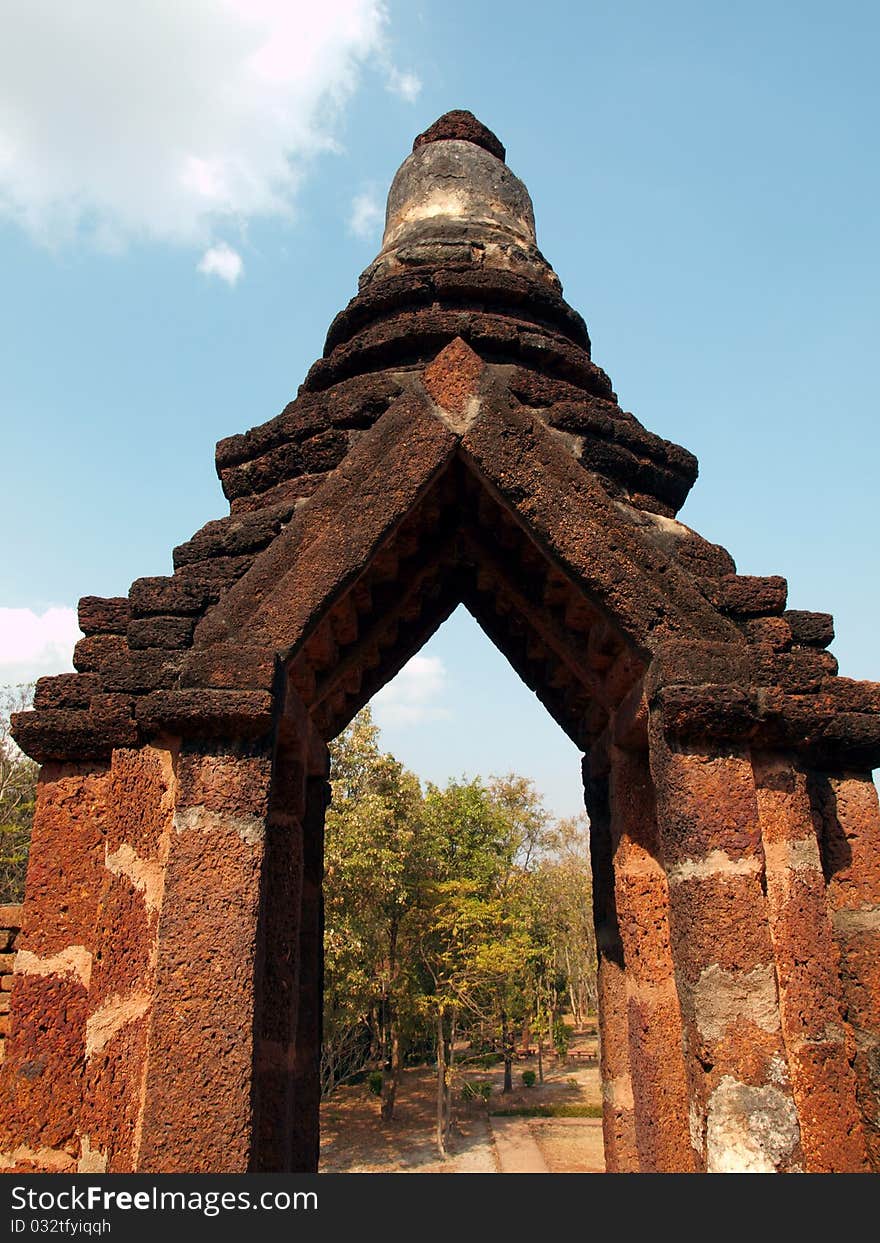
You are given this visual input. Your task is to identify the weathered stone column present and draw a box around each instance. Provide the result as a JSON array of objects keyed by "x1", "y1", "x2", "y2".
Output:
[
  {"x1": 607, "y1": 744, "x2": 696, "y2": 1171},
  {"x1": 250, "y1": 737, "x2": 307, "y2": 1172},
  {"x1": 251, "y1": 724, "x2": 328, "y2": 1173},
  {"x1": 808, "y1": 768, "x2": 880, "y2": 1168},
  {"x1": 751, "y1": 752, "x2": 869, "y2": 1171},
  {"x1": 288, "y1": 773, "x2": 330, "y2": 1172},
  {"x1": 80, "y1": 747, "x2": 177, "y2": 1172},
  {"x1": 648, "y1": 716, "x2": 803, "y2": 1172},
  {"x1": 136, "y1": 739, "x2": 276, "y2": 1172},
  {"x1": 583, "y1": 763, "x2": 637, "y2": 1172},
  {"x1": 0, "y1": 762, "x2": 111, "y2": 1173}
]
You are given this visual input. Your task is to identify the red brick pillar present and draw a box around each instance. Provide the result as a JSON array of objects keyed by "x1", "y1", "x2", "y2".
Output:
[
  {"x1": 648, "y1": 718, "x2": 803, "y2": 1172},
  {"x1": 751, "y1": 752, "x2": 869, "y2": 1171},
  {"x1": 288, "y1": 773, "x2": 329, "y2": 1172},
  {"x1": 607, "y1": 745, "x2": 696, "y2": 1171},
  {"x1": 251, "y1": 740, "x2": 329, "y2": 1173},
  {"x1": 136, "y1": 741, "x2": 277, "y2": 1172},
  {"x1": 583, "y1": 765, "x2": 637, "y2": 1172},
  {"x1": 808, "y1": 769, "x2": 880, "y2": 1168},
  {"x1": 80, "y1": 747, "x2": 177, "y2": 1172},
  {"x1": 0, "y1": 906, "x2": 23, "y2": 1064},
  {"x1": 0, "y1": 762, "x2": 111, "y2": 1173}
]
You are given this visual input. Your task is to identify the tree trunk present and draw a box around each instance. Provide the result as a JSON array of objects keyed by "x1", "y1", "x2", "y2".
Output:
[
  {"x1": 501, "y1": 1007, "x2": 513, "y2": 1094},
  {"x1": 443, "y1": 1007, "x2": 457, "y2": 1149},
  {"x1": 381, "y1": 1024, "x2": 401, "y2": 1122},
  {"x1": 381, "y1": 921, "x2": 400, "y2": 1122},
  {"x1": 436, "y1": 1010, "x2": 448, "y2": 1158},
  {"x1": 565, "y1": 946, "x2": 581, "y2": 1025}
]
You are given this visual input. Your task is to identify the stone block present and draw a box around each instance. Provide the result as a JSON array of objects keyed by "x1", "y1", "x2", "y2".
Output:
[
  {"x1": 129, "y1": 576, "x2": 210, "y2": 617},
  {"x1": 705, "y1": 574, "x2": 788, "y2": 617},
  {"x1": 127, "y1": 615, "x2": 196, "y2": 651},
  {"x1": 73, "y1": 633, "x2": 127, "y2": 673},
  {"x1": 33, "y1": 673, "x2": 101, "y2": 710},
  {"x1": 77, "y1": 596, "x2": 130, "y2": 635},
  {"x1": 135, "y1": 689, "x2": 274, "y2": 738},
  {"x1": 784, "y1": 610, "x2": 834, "y2": 648}
]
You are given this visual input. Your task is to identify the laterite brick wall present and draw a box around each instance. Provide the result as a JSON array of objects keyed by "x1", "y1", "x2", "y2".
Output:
[{"x1": 0, "y1": 905, "x2": 23, "y2": 1062}]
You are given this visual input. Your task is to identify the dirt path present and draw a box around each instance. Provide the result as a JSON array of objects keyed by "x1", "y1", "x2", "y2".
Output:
[
  {"x1": 320, "y1": 1028, "x2": 605, "y2": 1174},
  {"x1": 319, "y1": 1067, "x2": 498, "y2": 1173}
]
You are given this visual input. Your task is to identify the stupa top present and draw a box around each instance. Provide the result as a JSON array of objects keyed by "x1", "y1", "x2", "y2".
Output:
[
  {"x1": 412, "y1": 110, "x2": 507, "y2": 162},
  {"x1": 359, "y1": 110, "x2": 559, "y2": 291}
]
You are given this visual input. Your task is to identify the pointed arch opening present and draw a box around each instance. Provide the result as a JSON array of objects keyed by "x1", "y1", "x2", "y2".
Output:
[{"x1": 245, "y1": 448, "x2": 695, "y2": 1174}]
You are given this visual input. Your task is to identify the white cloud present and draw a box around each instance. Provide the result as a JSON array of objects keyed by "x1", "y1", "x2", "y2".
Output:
[
  {"x1": 0, "y1": 1, "x2": 418, "y2": 253},
  {"x1": 0, "y1": 607, "x2": 79, "y2": 687},
  {"x1": 372, "y1": 654, "x2": 450, "y2": 726},
  {"x1": 385, "y1": 67, "x2": 421, "y2": 103},
  {"x1": 348, "y1": 188, "x2": 384, "y2": 239},
  {"x1": 198, "y1": 242, "x2": 244, "y2": 285}
]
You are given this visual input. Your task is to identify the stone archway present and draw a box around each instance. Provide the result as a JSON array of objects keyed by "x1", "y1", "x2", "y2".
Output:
[{"x1": 3, "y1": 112, "x2": 878, "y2": 1175}]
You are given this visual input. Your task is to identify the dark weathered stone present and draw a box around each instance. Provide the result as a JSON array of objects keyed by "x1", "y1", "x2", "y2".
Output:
[
  {"x1": 228, "y1": 473, "x2": 324, "y2": 517},
  {"x1": 98, "y1": 649, "x2": 185, "y2": 694},
  {"x1": 577, "y1": 435, "x2": 694, "y2": 513},
  {"x1": 704, "y1": 573, "x2": 788, "y2": 617},
  {"x1": 750, "y1": 646, "x2": 839, "y2": 694},
  {"x1": 413, "y1": 109, "x2": 506, "y2": 161},
  {"x1": 216, "y1": 373, "x2": 404, "y2": 472},
  {"x1": 175, "y1": 554, "x2": 257, "y2": 596},
  {"x1": 324, "y1": 267, "x2": 590, "y2": 356},
  {"x1": 218, "y1": 429, "x2": 348, "y2": 503},
  {"x1": 510, "y1": 366, "x2": 591, "y2": 407},
  {"x1": 824, "y1": 678, "x2": 880, "y2": 714},
  {"x1": 11, "y1": 700, "x2": 137, "y2": 762},
  {"x1": 33, "y1": 673, "x2": 101, "y2": 711},
  {"x1": 745, "y1": 616, "x2": 793, "y2": 650},
  {"x1": 655, "y1": 683, "x2": 759, "y2": 740},
  {"x1": 173, "y1": 506, "x2": 294, "y2": 569},
  {"x1": 638, "y1": 518, "x2": 736, "y2": 579},
  {"x1": 77, "y1": 596, "x2": 130, "y2": 635},
  {"x1": 180, "y1": 645, "x2": 277, "y2": 691},
  {"x1": 785, "y1": 609, "x2": 835, "y2": 648},
  {"x1": 648, "y1": 640, "x2": 750, "y2": 691},
  {"x1": 127, "y1": 616, "x2": 196, "y2": 651},
  {"x1": 135, "y1": 689, "x2": 273, "y2": 737},
  {"x1": 302, "y1": 309, "x2": 613, "y2": 398},
  {"x1": 129, "y1": 576, "x2": 210, "y2": 617},
  {"x1": 73, "y1": 633, "x2": 127, "y2": 673}
]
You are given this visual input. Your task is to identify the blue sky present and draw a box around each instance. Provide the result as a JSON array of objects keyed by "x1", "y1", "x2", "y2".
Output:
[{"x1": 1, "y1": 1, "x2": 877, "y2": 817}]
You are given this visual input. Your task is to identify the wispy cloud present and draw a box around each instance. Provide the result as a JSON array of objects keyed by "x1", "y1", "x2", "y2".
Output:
[
  {"x1": 0, "y1": 606, "x2": 79, "y2": 687},
  {"x1": 372, "y1": 654, "x2": 450, "y2": 726},
  {"x1": 348, "y1": 188, "x2": 384, "y2": 239},
  {"x1": 385, "y1": 67, "x2": 422, "y2": 103},
  {"x1": 198, "y1": 242, "x2": 244, "y2": 285},
  {"x1": 0, "y1": 1, "x2": 418, "y2": 256}
]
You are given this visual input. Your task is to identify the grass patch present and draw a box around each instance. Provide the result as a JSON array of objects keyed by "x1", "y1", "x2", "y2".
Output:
[{"x1": 490, "y1": 1104, "x2": 603, "y2": 1119}]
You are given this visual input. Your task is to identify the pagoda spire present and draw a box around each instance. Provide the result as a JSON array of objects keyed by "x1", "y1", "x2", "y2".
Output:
[{"x1": 360, "y1": 110, "x2": 558, "y2": 291}]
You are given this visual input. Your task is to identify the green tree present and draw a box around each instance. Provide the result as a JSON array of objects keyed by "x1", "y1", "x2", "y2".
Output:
[
  {"x1": 0, "y1": 684, "x2": 37, "y2": 904},
  {"x1": 416, "y1": 776, "x2": 551, "y2": 1148},
  {"x1": 323, "y1": 708, "x2": 433, "y2": 1119},
  {"x1": 320, "y1": 718, "x2": 597, "y2": 1160}
]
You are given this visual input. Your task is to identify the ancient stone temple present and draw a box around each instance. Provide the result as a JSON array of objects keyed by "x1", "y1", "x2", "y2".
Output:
[{"x1": 2, "y1": 112, "x2": 879, "y2": 1174}]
